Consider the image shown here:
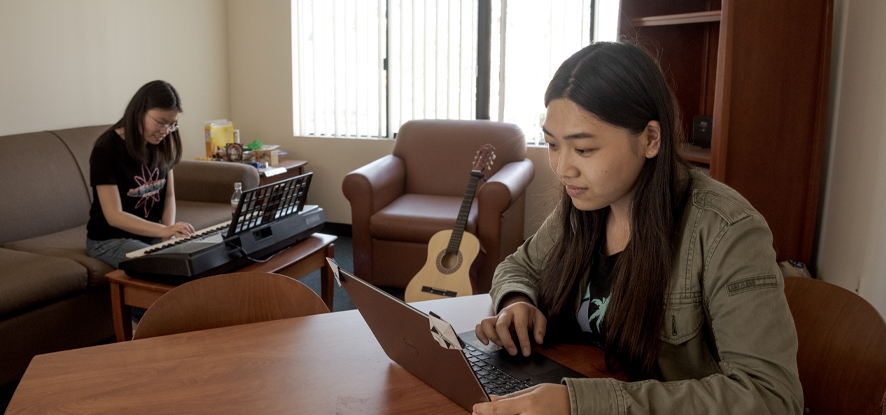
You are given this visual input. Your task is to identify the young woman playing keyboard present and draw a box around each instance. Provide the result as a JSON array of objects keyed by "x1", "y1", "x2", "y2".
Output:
[{"x1": 85, "y1": 80, "x2": 196, "y2": 321}]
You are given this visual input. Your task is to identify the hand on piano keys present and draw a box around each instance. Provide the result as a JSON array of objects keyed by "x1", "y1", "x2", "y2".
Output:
[
  {"x1": 162, "y1": 222, "x2": 197, "y2": 241},
  {"x1": 126, "y1": 220, "x2": 232, "y2": 259}
]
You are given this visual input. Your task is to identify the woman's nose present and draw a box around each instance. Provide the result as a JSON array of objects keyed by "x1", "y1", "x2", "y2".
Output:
[{"x1": 554, "y1": 151, "x2": 576, "y2": 178}]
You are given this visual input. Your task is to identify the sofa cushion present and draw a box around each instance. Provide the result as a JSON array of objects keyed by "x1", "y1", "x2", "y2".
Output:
[
  {"x1": 370, "y1": 194, "x2": 478, "y2": 243},
  {"x1": 3, "y1": 225, "x2": 114, "y2": 287},
  {"x1": 177, "y1": 200, "x2": 237, "y2": 231},
  {"x1": 0, "y1": 248, "x2": 88, "y2": 317},
  {"x1": 0, "y1": 131, "x2": 92, "y2": 245},
  {"x1": 4, "y1": 202, "x2": 231, "y2": 287},
  {"x1": 175, "y1": 160, "x2": 261, "y2": 203},
  {"x1": 48, "y1": 125, "x2": 113, "y2": 204}
]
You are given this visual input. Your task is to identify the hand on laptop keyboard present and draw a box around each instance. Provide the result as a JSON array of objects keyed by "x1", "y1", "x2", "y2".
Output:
[{"x1": 475, "y1": 298, "x2": 547, "y2": 357}]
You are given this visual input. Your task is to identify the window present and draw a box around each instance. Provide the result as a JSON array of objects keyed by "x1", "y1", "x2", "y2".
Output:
[{"x1": 292, "y1": 0, "x2": 618, "y2": 141}]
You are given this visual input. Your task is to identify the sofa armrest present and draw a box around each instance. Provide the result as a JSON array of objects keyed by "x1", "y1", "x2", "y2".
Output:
[
  {"x1": 173, "y1": 160, "x2": 261, "y2": 204},
  {"x1": 342, "y1": 155, "x2": 407, "y2": 215},
  {"x1": 477, "y1": 158, "x2": 535, "y2": 214}
]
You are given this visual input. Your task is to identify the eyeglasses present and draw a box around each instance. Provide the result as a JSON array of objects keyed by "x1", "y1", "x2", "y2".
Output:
[{"x1": 148, "y1": 114, "x2": 179, "y2": 133}]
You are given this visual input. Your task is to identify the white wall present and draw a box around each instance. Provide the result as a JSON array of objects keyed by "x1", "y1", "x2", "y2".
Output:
[
  {"x1": 0, "y1": 0, "x2": 231, "y2": 159},
  {"x1": 817, "y1": 0, "x2": 886, "y2": 317}
]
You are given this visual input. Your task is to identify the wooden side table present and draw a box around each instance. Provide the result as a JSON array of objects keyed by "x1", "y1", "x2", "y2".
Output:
[
  {"x1": 259, "y1": 159, "x2": 307, "y2": 186},
  {"x1": 107, "y1": 233, "x2": 336, "y2": 341}
]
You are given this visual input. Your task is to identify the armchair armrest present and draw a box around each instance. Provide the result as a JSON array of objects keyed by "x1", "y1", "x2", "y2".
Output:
[
  {"x1": 342, "y1": 155, "x2": 406, "y2": 215},
  {"x1": 173, "y1": 160, "x2": 261, "y2": 204},
  {"x1": 477, "y1": 159, "x2": 535, "y2": 213}
]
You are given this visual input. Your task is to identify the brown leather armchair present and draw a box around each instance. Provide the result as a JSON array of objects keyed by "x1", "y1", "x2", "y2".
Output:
[{"x1": 342, "y1": 119, "x2": 535, "y2": 293}]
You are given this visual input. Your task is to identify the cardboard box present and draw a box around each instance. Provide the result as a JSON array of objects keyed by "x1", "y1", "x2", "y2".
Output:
[{"x1": 255, "y1": 149, "x2": 279, "y2": 167}]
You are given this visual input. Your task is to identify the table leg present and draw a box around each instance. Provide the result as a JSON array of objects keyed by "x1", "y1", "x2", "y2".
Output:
[
  {"x1": 320, "y1": 243, "x2": 335, "y2": 311},
  {"x1": 110, "y1": 282, "x2": 133, "y2": 342}
]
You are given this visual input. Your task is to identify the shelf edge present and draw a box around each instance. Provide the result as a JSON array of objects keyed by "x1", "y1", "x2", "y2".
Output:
[{"x1": 631, "y1": 10, "x2": 722, "y2": 27}]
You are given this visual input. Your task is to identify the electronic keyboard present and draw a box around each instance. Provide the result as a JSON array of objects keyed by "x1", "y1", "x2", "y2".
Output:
[
  {"x1": 119, "y1": 205, "x2": 325, "y2": 285},
  {"x1": 119, "y1": 173, "x2": 323, "y2": 285}
]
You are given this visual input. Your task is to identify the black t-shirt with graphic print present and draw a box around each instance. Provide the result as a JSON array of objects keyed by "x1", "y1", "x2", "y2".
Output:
[
  {"x1": 86, "y1": 129, "x2": 168, "y2": 243},
  {"x1": 577, "y1": 246, "x2": 621, "y2": 348}
]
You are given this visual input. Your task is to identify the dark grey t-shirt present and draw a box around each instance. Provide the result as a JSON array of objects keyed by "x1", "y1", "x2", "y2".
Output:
[
  {"x1": 577, "y1": 248, "x2": 620, "y2": 347},
  {"x1": 86, "y1": 129, "x2": 168, "y2": 243}
]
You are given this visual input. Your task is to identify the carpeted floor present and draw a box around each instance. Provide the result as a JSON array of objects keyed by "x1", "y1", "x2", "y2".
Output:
[
  {"x1": 297, "y1": 235, "x2": 358, "y2": 312},
  {"x1": 298, "y1": 233, "x2": 406, "y2": 310}
]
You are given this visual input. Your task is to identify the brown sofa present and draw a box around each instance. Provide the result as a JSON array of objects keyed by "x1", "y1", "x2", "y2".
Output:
[{"x1": 0, "y1": 125, "x2": 259, "y2": 387}]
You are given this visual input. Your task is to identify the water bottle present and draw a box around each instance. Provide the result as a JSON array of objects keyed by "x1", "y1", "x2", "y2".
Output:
[{"x1": 231, "y1": 182, "x2": 242, "y2": 215}]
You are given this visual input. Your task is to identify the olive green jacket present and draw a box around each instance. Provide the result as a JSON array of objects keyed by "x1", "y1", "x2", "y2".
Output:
[{"x1": 490, "y1": 171, "x2": 803, "y2": 415}]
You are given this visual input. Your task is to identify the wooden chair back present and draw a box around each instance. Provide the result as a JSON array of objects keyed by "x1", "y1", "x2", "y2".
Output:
[
  {"x1": 784, "y1": 276, "x2": 886, "y2": 415},
  {"x1": 133, "y1": 271, "x2": 329, "y2": 340}
]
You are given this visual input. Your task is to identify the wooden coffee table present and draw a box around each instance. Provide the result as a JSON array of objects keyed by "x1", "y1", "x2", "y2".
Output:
[{"x1": 106, "y1": 233, "x2": 336, "y2": 341}]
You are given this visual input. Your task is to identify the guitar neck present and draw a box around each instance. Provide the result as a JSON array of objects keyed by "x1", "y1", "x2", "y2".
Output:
[{"x1": 447, "y1": 171, "x2": 484, "y2": 254}]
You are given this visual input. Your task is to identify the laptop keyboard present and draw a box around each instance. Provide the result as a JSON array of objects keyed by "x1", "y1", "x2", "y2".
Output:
[{"x1": 462, "y1": 345, "x2": 538, "y2": 395}]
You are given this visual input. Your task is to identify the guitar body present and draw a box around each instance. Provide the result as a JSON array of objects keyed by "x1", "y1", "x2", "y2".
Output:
[{"x1": 405, "y1": 230, "x2": 480, "y2": 302}]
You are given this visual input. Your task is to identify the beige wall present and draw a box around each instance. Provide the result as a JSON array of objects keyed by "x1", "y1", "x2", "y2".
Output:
[
  {"x1": 0, "y1": 0, "x2": 231, "y2": 159},
  {"x1": 817, "y1": 0, "x2": 886, "y2": 317}
]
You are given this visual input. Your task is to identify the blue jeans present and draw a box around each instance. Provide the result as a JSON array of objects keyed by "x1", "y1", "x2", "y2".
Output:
[{"x1": 87, "y1": 237, "x2": 159, "y2": 322}]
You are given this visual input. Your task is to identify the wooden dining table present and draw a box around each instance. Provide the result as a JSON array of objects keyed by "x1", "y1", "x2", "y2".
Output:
[{"x1": 6, "y1": 295, "x2": 620, "y2": 414}]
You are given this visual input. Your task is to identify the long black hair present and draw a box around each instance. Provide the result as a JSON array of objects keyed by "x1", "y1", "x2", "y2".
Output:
[
  {"x1": 537, "y1": 42, "x2": 692, "y2": 380},
  {"x1": 112, "y1": 80, "x2": 183, "y2": 169}
]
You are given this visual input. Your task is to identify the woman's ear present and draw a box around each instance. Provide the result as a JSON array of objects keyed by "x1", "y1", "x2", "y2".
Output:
[{"x1": 643, "y1": 120, "x2": 662, "y2": 158}]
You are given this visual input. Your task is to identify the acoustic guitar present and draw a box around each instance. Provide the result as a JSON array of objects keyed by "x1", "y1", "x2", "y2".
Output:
[{"x1": 404, "y1": 144, "x2": 495, "y2": 302}]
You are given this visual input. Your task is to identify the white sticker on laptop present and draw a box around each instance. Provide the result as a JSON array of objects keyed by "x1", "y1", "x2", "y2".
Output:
[{"x1": 429, "y1": 312, "x2": 463, "y2": 350}]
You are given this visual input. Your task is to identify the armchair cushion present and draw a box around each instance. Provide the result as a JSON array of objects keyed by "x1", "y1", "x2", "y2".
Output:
[{"x1": 370, "y1": 195, "x2": 478, "y2": 243}]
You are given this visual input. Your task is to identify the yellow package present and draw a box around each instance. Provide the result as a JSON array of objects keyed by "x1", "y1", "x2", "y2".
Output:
[
  {"x1": 210, "y1": 121, "x2": 234, "y2": 151},
  {"x1": 204, "y1": 119, "x2": 231, "y2": 157},
  {"x1": 255, "y1": 149, "x2": 279, "y2": 167}
]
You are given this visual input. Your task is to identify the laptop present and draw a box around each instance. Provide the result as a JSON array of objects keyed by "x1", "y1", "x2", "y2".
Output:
[{"x1": 326, "y1": 258, "x2": 585, "y2": 411}]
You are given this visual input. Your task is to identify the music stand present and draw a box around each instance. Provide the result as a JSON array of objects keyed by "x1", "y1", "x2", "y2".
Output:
[{"x1": 227, "y1": 172, "x2": 312, "y2": 238}]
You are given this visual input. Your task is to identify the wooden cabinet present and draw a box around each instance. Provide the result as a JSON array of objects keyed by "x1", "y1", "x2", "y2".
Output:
[{"x1": 618, "y1": 0, "x2": 833, "y2": 267}]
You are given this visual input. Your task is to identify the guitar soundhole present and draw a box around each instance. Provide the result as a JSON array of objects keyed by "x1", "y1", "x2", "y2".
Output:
[{"x1": 435, "y1": 250, "x2": 463, "y2": 275}]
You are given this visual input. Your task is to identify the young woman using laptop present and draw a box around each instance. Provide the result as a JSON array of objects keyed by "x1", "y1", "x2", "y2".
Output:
[
  {"x1": 472, "y1": 42, "x2": 802, "y2": 415},
  {"x1": 86, "y1": 80, "x2": 195, "y2": 319}
]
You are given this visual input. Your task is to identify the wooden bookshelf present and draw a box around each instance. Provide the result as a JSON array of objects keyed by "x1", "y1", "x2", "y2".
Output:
[
  {"x1": 619, "y1": 0, "x2": 833, "y2": 267},
  {"x1": 678, "y1": 143, "x2": 711, "y2": 165}
]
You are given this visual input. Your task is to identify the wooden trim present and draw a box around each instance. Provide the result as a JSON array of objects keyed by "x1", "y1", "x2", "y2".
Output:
[
  {"x1": 630, "y1": 11, "x2": 721, "y2": 27},
  {"x1": 709, "y1": 0, "x2": 732, "y2": 181},
  {"x1": 803, "y1": 0, "x2": 834, "y2": 270}
]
